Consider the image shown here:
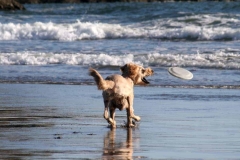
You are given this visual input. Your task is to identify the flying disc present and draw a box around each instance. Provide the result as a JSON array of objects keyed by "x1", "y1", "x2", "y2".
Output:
[{"x1": 168, "y1": 67, "x2": 193, "y2": 80}]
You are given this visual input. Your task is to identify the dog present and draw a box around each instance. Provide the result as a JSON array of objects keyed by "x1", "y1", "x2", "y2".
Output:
[{"x1": 89, "y1": 63, "x2": 154, "y2": 128}]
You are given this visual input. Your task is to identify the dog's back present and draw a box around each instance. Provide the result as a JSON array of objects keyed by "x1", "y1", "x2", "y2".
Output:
[{"x1": 105, "y1": 74, "x2": 133, "y2": 98}]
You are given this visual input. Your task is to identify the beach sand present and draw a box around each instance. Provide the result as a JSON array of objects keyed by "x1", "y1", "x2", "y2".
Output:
[{"x1": 0, "y1": 83, "x2": 239, "y2": 159}]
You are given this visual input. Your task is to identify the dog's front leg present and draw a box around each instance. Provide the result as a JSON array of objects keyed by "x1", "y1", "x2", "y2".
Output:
[
  {"x1": 129, "y1": 94, "x2": 141, "y2": 122},
  {"x1": 126, "y1": 96, "x2": 135, "y2": 127},
  {"x1": 126, "y1": 109, "x2": 134, "y2": 127},
  {"x1": 126, "y1": 96, "x2": 141, "y2": 127}
]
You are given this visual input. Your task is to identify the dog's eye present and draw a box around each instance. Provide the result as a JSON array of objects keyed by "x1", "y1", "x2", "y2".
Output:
[{"x1": 141, "y1": 69, "x2": 145, "y2": 74}]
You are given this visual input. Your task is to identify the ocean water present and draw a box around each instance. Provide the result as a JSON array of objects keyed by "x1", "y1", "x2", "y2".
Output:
[
  {"x1": 1, "y1": 3, "x2": 240, "y2": 159},
  {"x1": 0, "y1": 2, "x2": 240, "y2": 90}
]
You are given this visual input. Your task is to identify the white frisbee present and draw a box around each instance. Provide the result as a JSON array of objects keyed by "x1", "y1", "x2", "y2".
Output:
[{"x1": 168, "y1": 67, "x2": 193, "y2": 80}]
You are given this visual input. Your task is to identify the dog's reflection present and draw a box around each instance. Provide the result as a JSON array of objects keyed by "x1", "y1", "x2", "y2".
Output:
[{"x1": 102, "y1": 128, "x2": 134, "y2": 159}]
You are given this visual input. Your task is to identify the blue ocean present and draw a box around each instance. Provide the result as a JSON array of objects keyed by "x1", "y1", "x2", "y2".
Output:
[
  {"x1": 0, "y1": 2, "x2": 240, "y2": 90},
  {"x1": 1, "y1": 2, "x2": 240, "y2": 159}
]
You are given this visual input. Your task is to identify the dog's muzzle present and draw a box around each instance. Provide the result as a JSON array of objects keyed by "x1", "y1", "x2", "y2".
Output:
[{"x1": 142, "y1": 77, "x2": 149, "y2": 84}]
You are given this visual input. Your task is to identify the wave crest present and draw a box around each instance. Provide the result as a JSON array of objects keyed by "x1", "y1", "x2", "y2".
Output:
[
  {"x1": 1, "y1": 21, "x2": 240, "y2": 41},
  {"x1": 0, "y1": 52, "x2": 134, "y2": 66},
  {"x1": 1, "y1": 51, "x2": 240, "y2": 69}
]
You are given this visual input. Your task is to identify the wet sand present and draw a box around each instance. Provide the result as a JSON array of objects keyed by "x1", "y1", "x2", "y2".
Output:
[{"x1": 0, "y1": 84, "x2": 240, "y2": 159}]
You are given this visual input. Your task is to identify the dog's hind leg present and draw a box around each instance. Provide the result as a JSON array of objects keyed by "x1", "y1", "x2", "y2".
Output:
[
  {"x1": 103, "y1": 100, "x2": 115, "y2": 126},
  {"x1": 103, "y1": 100, "x2": 109, "y2": 120},
  {"x1": 109, "y1": 105, "x2": 116, "y2": 128}
]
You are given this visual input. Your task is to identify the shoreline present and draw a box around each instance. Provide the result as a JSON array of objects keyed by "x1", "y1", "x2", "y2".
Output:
[
  {"x1": 0, "y1": 81, "x2": 239, "y2": 90},
  {"x1": 0, "y1": 83, "x2": 239, "y2": 159}
]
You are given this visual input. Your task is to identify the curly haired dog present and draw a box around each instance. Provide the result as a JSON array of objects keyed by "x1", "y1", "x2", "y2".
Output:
[{"x1": 89, "y1": 63, "x2": 154, "y2": 128}]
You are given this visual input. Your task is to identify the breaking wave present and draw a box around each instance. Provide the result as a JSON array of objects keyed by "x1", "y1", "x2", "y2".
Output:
[
  {"x1": 1, "y1": 51, "x2": 240, "y2": 69},
  {"x1": 1, "y1": 20, "x2": 240, "y2": 41}
]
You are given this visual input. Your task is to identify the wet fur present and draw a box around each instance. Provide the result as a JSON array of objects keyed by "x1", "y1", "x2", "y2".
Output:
[{"x1": 89, "y1": 63, "x2": 154, "y2": 128}]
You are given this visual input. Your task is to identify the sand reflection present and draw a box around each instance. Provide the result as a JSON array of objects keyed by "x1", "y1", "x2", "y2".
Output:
[{"x1": 102, "y1": 128, "x2": 134, "y2": 159}]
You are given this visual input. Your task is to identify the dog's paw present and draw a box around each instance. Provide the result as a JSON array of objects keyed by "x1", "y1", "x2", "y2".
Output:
[
  {"x1": 107, "y1": 118, "x2": 114, "y2": 124},
  {"x1": 107, "y1": 118, "x2": 116, "y2": 128},
  {"x1": 123, "y1": 121, "x2": 136, "y2": 128},
  {"x1": 128, "y1": 123, "x2": 135, "y2": 128},
  {"x1": 132, "y1": 115, "x2": 141, "y2": 122},
  {"x1": 111, "y1": 123, "x2": 116, "y2": 128}
]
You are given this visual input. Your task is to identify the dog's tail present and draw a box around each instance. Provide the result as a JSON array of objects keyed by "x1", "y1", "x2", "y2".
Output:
[{"x1": 89, "y1": 68, "x2": 114, "y2": 91}]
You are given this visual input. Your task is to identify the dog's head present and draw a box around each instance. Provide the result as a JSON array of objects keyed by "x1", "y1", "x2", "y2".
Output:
[{"x1": 120, "y1": 63, "x2": 154, "y2": 85}]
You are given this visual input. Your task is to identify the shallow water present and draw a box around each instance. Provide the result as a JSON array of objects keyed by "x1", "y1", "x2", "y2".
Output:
[{"x1": 0, "y1": 84, "x2": 239, "y2": 159}]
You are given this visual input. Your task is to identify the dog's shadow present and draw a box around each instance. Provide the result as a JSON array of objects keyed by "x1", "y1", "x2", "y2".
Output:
[{"x1": 102, "y1": 127, "x2": 137, "y2": 159}]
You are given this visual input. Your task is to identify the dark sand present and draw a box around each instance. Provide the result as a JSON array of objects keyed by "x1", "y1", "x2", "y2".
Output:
[{"x1": 0, "y1": 84, "x2": 240, "y2": 159}]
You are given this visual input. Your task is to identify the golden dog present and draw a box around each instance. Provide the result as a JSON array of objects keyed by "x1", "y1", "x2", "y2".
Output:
[{"x1": 89, "y1": 63, "x2": 154, "y2": 128}]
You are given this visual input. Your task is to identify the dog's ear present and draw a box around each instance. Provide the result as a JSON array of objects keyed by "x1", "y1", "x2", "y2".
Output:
[
  {"x1": 120, "y1": 64, "x2": 127, "y2": 73},
  {"x1": 127, "y1": 63, "x2": 138, "y2": 75}
]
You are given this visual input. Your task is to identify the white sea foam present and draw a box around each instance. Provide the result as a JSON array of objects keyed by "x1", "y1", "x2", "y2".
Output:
[
  {"x1": 0, "y1": 20, "x2": 240, "y2": 41},
  {"x1": 0, "y1": 51, "x2": 239, "y2": 69},
  {"x1": 0, "y1": 52, "x2": 135, "y2": 66},
  {"x1": 145, "y1": 51, "x2": 240, "y2": 69}
]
